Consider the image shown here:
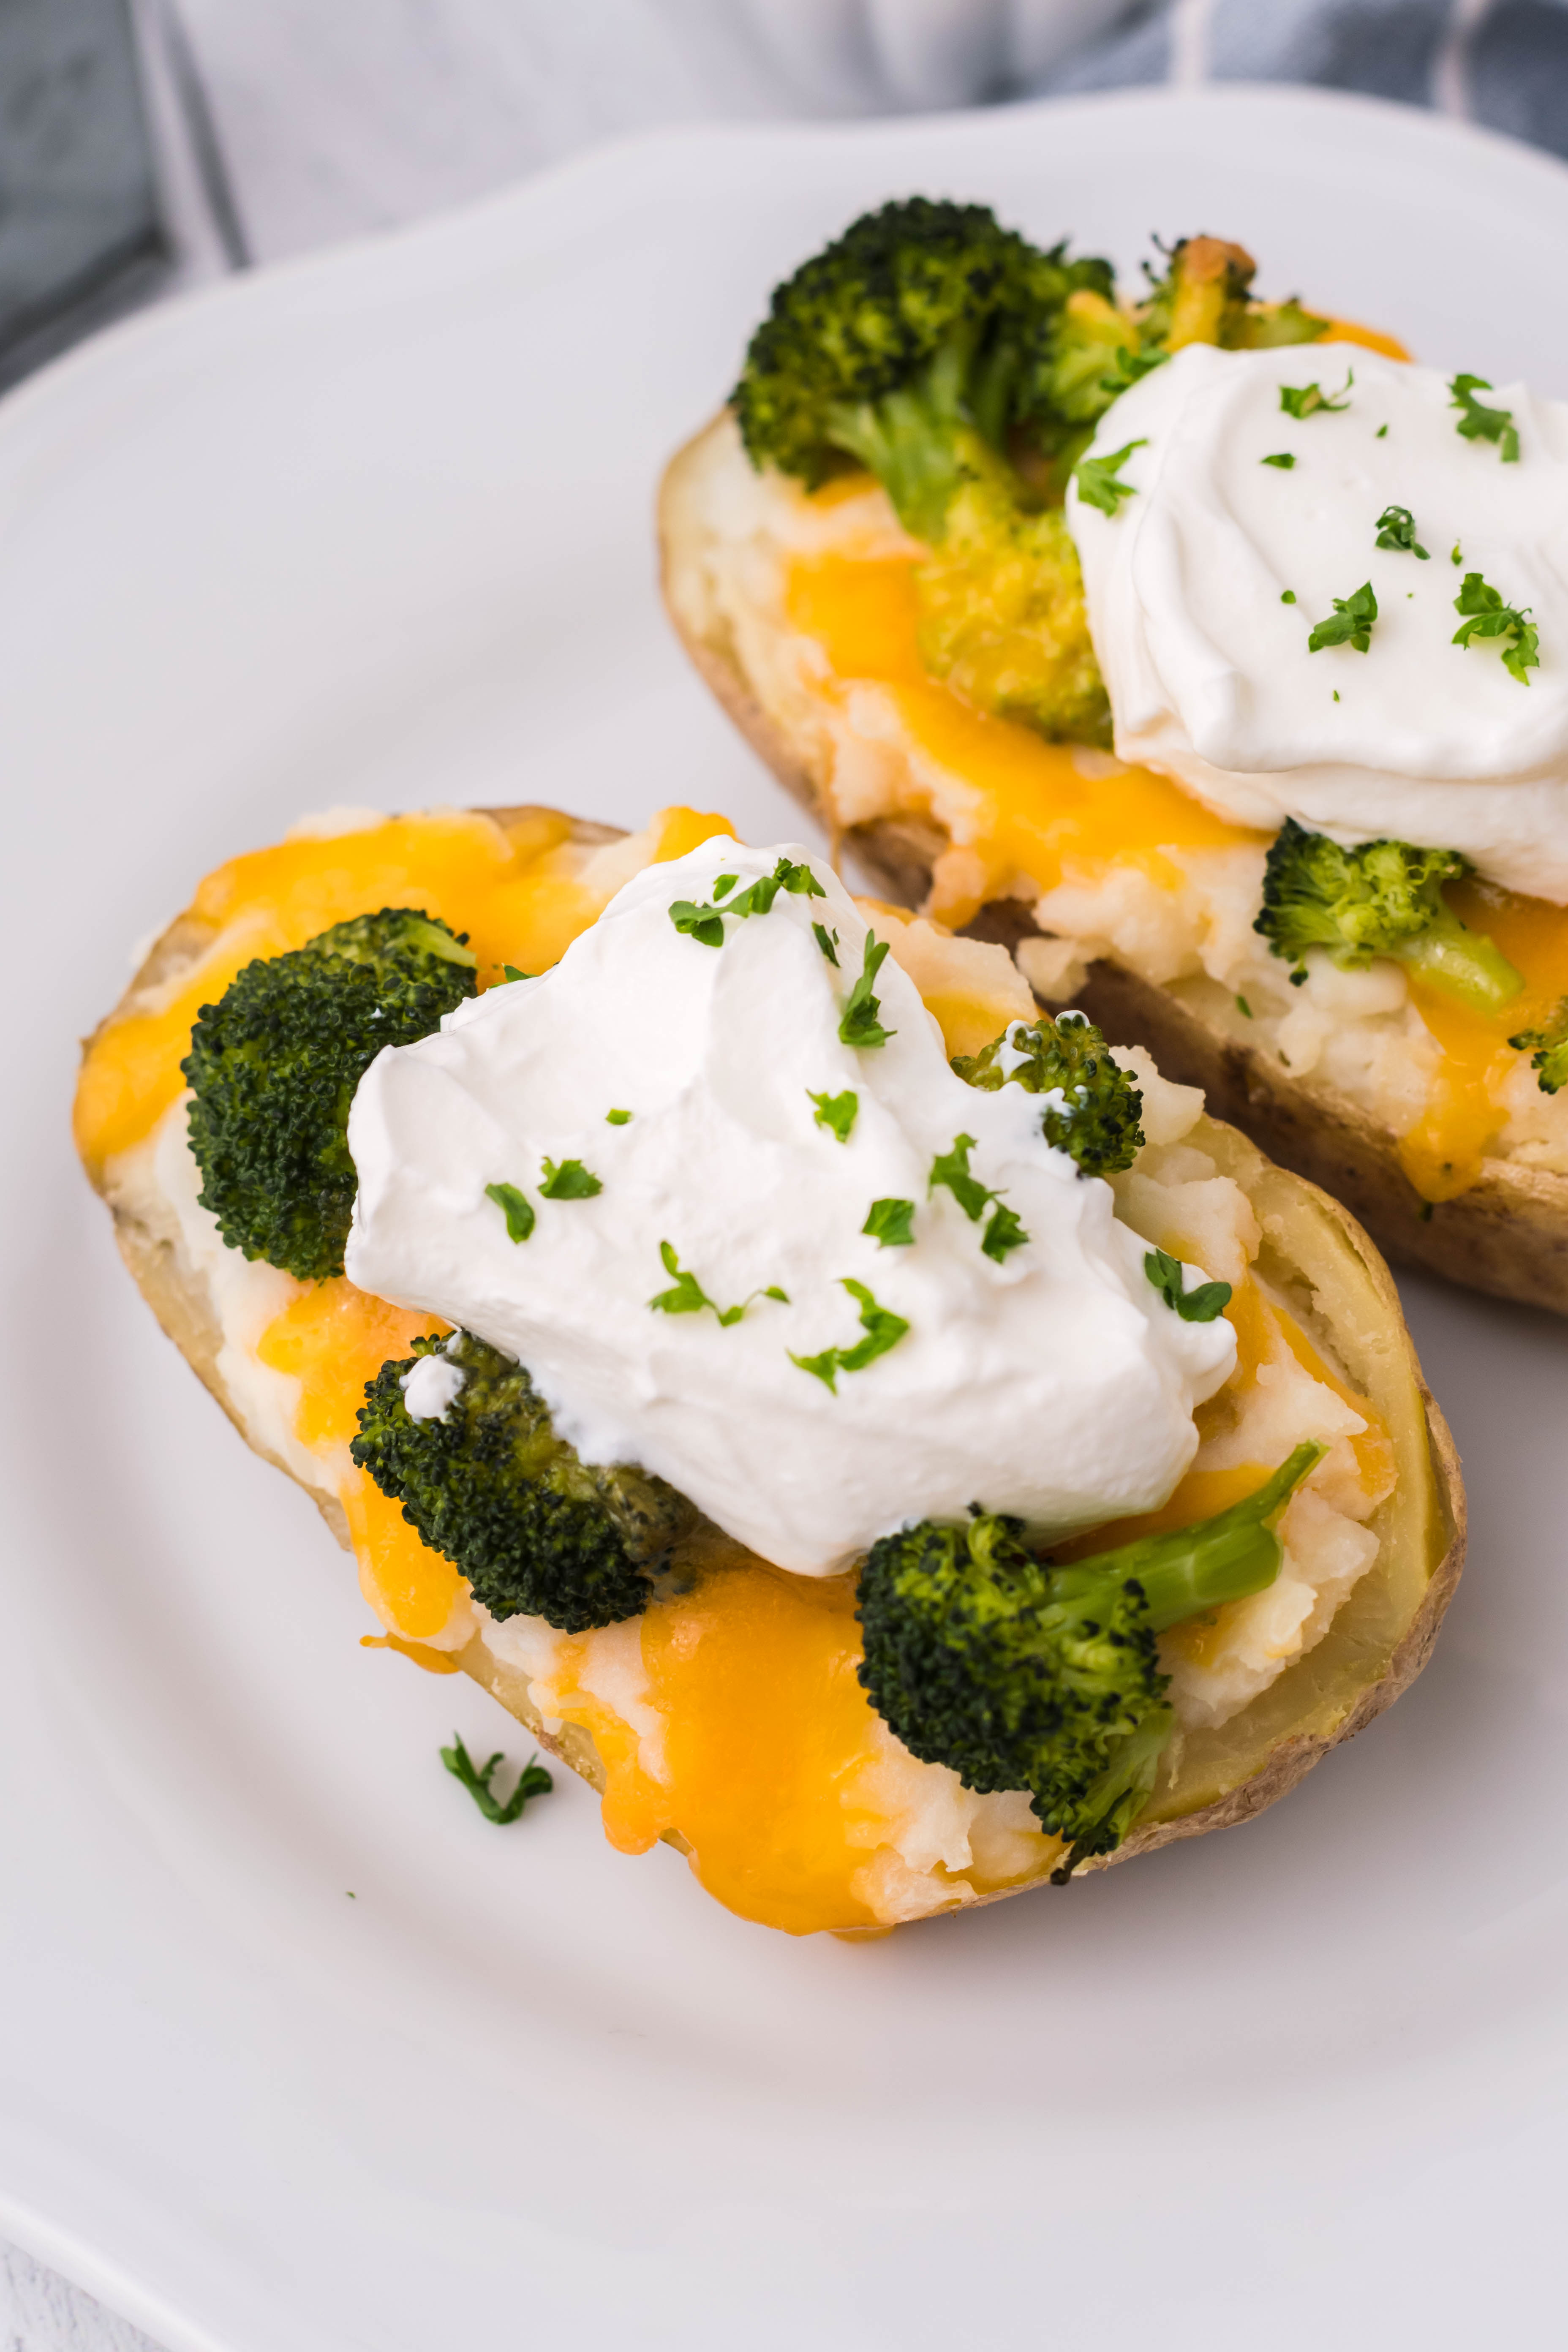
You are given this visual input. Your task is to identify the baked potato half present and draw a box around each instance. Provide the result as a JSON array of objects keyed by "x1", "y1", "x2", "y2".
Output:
[
  {"x1": 76, "y1": 803, "x2": 1465, "y2": 1933},
  {"x1": 659, "y1": 409, "x2": 1568, "y2": 1315}
]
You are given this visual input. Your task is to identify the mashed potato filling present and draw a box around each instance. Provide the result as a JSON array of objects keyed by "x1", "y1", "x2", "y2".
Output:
[
  {"x1": 86, "y1": 813, "x2": 1389, "y2": 1934},
  {"x1": 664, "y1": 415, "x2": 1568, "y2": 1198}
]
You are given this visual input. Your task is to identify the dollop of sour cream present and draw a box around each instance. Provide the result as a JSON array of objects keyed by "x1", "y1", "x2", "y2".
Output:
[
  {"x1": 1068, "y1": 343, "x2": 1568, "y2": 899},
  {"x1": 344, "y1": 841, "x2": 1234, "y2": 1575}
]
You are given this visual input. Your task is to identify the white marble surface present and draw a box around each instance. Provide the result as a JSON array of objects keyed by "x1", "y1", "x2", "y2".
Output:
[{"x1": 5, "y1": 3, "x2": 1132, "y2": 2345}]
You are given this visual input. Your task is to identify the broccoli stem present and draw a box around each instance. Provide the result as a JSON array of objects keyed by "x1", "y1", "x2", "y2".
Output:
[
  {"x1": 1050, "y1": 1441, "x2": 1324, "y2": 1632},
  {"x1": 825, "y1": 326, "x2": 992, "y2": 544},
  {"x1": 1387, "y1": 906, "x2": 1524, "y2": 1015}
]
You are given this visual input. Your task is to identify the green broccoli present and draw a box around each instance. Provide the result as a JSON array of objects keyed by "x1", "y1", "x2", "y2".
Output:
[
  {"x1": 732, "y1": 196, "x2": 1111, "y2": 542},
  {"x1": 856, "y1": 1443, "x2": 1322, "y2": 1874},
  {"x1": 912, "y1": 469, "x2": 1111, "y2": 741},
  {"x1": 183, "y1": 907, "x2": 477, "y2": 1279},
  {"x1": 1253, "y1": 819, "x2": 1523, "y2": 1015},
  {"x1": 1509, "y1": 999, "x2": 1568, "y2": 1093},
  {"x1": 1025, "y1": 237, "x2": 1327, "y2": 493},
  {"x1": 952, "y1": 1012, "x2": 1145, "y2": 1176},
  {"x1": 351, "y1": 1331, "x2": 693, "y2": 1633}
]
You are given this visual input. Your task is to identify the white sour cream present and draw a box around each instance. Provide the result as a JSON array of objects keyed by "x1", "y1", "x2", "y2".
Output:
[
  {"x1": 1068, "y1": 343, "x2": 1568, "y2": 899},
  {"x1": 344, "y1": 841, "x2": 1234, "y2": 1574}
]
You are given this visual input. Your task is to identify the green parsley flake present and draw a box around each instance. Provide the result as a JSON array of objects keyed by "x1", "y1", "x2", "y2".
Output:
[
  {"x1": 1279, "y1": 370, "x2": 1352, "y2": 419},
  {"x1": 1281, "y1": 591, "x2": 1296, "y2": 605},
  {"x1": 711, "y1": 874, "x2": 738, "y2": 899},
  {"x1": 1073, "y1": 438, "x2": 1147, "y2": 516},
  {"x1": 928, "y1": 1133, "x2": 1029, "y2": 1259},
  {"x1": 668, "y1": 898, "x2": 725, "y2": 948},
  {"x1": 605, "y1": 1109, "x2": 632, "y2": 1125},
  {"x1": 808, "y1": 1088, "x2": 858, "y2": 1143},
  {"x1": 862, "y1": 1197, "x2": 915, "y2": 1248},
  {"x1": 1261, "y1": 452, "x2": 1296, "y2": 469},
  {"x1": 1451, "y1": 543, "x2": 1463, "y2": 566},
  {"x1": 1376, "y1": 423, "x2": 1388, "y2": 438},
  {"x1": 727, "y1": 855, "x2": 826, "y2": 919},
  {"x1": 813, "y1": 921, "x2": 840, "y2": 967},
  {"x1": 1144, "y1": 1247, "x2": 1232, "y2": 1323},
  {"x1": 441, "y1": 1734, "x2": 553, "y2": 1824},
  {"x1": 1452, "y1": 572, "x2": 1539, "y2": 683},
  {"x1": 1307, "y1": 580, "x2": 1378, "y2": 654},
  {"x1": 501, "y1": 964, "x2": 533, "y2": 983},
  {"x1": 791, "y1": 1279, "x2": 909, "y2": 1393},
  {"x1": 1374, "y1": 504, "x2": 1429, "y2": 558},
  {"x1": 1236, "y1": 994, "x2": 1253, "y2": 1018},
  {"x1": 980, "y1": 1203, "x2": 1030, "y2": 1263},
  {"x1": 539, "y1": 1157, "x2": 602, "y2": 1199},
  {"x1": 485, "y1": 1181, "x2": 535, "y2": 1242},
  {"x1": 1449, "y1": 373, "x2": 1519, "y2": 462},
  {"x1": 648, "y1": 1241, "x2": 785, "y2": 1326},
  {"x1": 838, "y1": 933, "x2": 895, "y2": 1049}
]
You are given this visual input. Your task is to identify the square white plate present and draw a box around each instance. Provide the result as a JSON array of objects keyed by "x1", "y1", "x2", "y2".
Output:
[{"x1": 5, "y1": 83, "x2": 1568, "y2": 2352}]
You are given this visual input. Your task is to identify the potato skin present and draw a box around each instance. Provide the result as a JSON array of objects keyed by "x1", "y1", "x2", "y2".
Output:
[
  {"x1": 658, "y1": 411, "x2": 1568, "y2": 1317},
  {"x1": 82, "y1": 799, "x2": 1465, "y2": 1915}
]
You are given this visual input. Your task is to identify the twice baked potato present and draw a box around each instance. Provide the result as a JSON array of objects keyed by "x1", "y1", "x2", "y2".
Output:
[
  {"x1": 659, "y1": 201, "x2": 1568, "y2": 1311},
  {"x1": 76, "y1": 802, "x2": 1464, "y2": 1934}
]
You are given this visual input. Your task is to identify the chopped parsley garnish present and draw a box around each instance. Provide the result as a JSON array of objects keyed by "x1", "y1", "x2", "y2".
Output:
[
  {"x1": 1143, "y1": 1247, "x2": 1232, "y2": 1323},
  {"x1": 1236, "y1": 994, "x2": 1253, "y2": 1018},
  {"x1": 813, "y1": 921, "x2": 840, "y2": 966},
  {"x1": 862, "y1": 1197, "x2": 915, "y2": 1248},
  {"x1": 1280, "y1": 590, "x2": 1296, "y2": 605},
  {"x1": 669, "y1": 858, "x2": 825, "y2": 946},
  {"x1": 668, "y1": 898, "x2": 725, "y2": 948},
  {"x1": 838, "y1": 933, "x2": 895, "y2": 1049},
  {"x1": 1451, "y1": 543, "x2": 1463, "y2": 566},
  {"x1": 441, "y1": 1734, "x2": 553, "y2": 1824},
  {"x1": 1261, "y1": 452, "x2": 1296, "y2": 469},
  {"x1": 539, "y1": 1157, "x2": 602, "y2": 1199},
  {"x1": 485, "y1": 1181, "x2": 535, "y2": 1242},
  {"x1": 1374, "y1": 504, "x2": 1429, "y2": 558},
  {"x1": 980, "y1": 1203, "x2": 1030, "y2": 1263},
  {"x1": 808, "y1": 1088, "x2": 858, "y2": 1143},
  {"x1": 929, "y1": 1132, "x2": 991, "y2": 1220},
  {"x1": 1279, "y1": 370, "x2": 1352, "y2": 419},
  {"x1": 1452, "y1": 572, "x2": 1539, "y2": 683},
  {"x1": 726, "y1": 855, "x2": 826, "y2": 918},
  {"x1": 928, "y1": 1133, "x2": 1030, "y2": 1262},
  {"x1": 1376, "y1": 423, "x2": 1388, "y2": 438},
  {"x1": 1307, "y1": 580, "x2": 1378, "y2": 654},
  {"x1": 605, "y1": 1108, "x2": 632, "y2": 1124},
  {"x1": 648, "y1": 1241, "x2": 785, "y2": 1326},
  {"x1": 1449, "y1": 373, "x2": 1519, "y2": 462},
  {"x1": 791, "y1": 1279, "x2": 909, "y2": 1393},
  {"x1": 1073, "y1": 438, "x2": 1147, "y2": 516},
  {"x1": 501, "y1": 964, "x2": 533, "y2": 983}
]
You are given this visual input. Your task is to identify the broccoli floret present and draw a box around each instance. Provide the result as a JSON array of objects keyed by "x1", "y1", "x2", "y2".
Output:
[
  {"x1": 1253, "y1": 819, "x2": 1523, "y2": 1015},
  {"x1": 351, "y1": 1331, "x2": 694, "y2": 1633},
  {"x1": 1023, "y1": 238, "x2": 1327, "y2": 492},
  {"x1": 733, "y1": 197, "x2": 1111, "y2": 541},
  {"x1": 952, "y1": 1012, "x2": 1144, "y2": 1176},
  {"x1": 856, "y1": 1443, "x2": 1321, "y2": 1872},
  {"x1": 912, "y1": 467, "x2": 1110, "y2": 740},
  {"x1": 183, "y1": 907, "x2": 477, "y2": 1279},
  {"x1": 1510, "y1": 999, "x2": 1568, "y2": 1093}
]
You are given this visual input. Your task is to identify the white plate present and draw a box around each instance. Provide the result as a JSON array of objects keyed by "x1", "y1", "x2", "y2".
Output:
[{"x1": 5, "y1": 83, "x2": 1568, "y2": 2352}]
